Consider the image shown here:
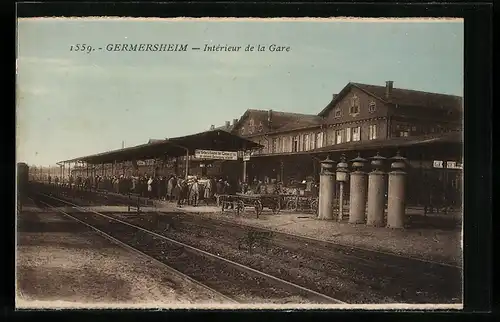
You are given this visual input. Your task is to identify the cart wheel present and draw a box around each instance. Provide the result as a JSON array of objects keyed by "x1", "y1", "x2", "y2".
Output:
[
  {"x1": 310, "y1": 199, "x2": 319, "y2": 215},
  {"x1": 271, "y1": 200, "x2": 281, "y2": 214},
  {"x1": 237, "y1": 200, "x2": 245, "y2": 214},
  {"x1": 286, "y1": 199, "x2": 298, "y2": 212},
  {"x1": 254, "y1": 200, "x2": 263, "y2": 217}
]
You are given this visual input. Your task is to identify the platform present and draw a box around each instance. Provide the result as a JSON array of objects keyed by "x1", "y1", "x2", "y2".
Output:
[{"x1": 16, "y1": 198, "x2": 229, "y2": 309}]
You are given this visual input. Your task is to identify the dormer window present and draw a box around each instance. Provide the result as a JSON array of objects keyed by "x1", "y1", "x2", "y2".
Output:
[
  {"x1": 350, "y1": 95, "x2": 360, "y2": 115},
  {"x1": 369, "y1": 101, "x2": 376, "y2": 113},
  {"x1": 333, "y1": 107, "x2": 341, "y2": 118}
]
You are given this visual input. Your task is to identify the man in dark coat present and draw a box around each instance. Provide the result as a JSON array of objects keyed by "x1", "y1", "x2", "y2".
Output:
[
  {"x1": 167, "y1": 175, "x2": 177, "y2": 201},
  {"x1": 176, "y1": 179, "x2": 189, "y2": 207}
]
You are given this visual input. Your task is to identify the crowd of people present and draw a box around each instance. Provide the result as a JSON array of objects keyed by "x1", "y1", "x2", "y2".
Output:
[{"x1": 46, "y1": 173, "x2": 282, "y2": 207}]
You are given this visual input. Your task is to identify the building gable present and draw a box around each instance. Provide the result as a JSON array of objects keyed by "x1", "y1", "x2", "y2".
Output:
[
  {"x1": 322, "y1": 85, "x2": 389, "y2": 123},
  {"x1": 231, "y1": 110, "x2": 272, "y2": 137}
]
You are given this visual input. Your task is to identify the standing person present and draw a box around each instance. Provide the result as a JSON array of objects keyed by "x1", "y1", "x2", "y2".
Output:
[
  {"x1": 204, "y1": 176, "x2": 215, "y2": 205},
  {"x1": 190, "y1": 178, "x2": 200, "y2": 207},
  {"x1": 158, "y1": 176, "x2": 166, "y2": 200},
  {"x1": 147, "y1": 176, "x2": 153, "y2": 199},
  {"x1": 167, "y1": 175, "x2": 176, "y2": 201},
  {"x1": 176, "y1": 179, "x2": 188, "y2": 207},
  {"x1": 225, "y1": 178, "x2": 236, "y2": 209},
  {"x1": 131, "y1": 176, "x2": 137, "y2": 194},
  {"x1": 215, "y1": 178, "x2": 224, "y2": 206},
  {"x1": 311, "y1": 179, "x2": 319, "y2": 199}
]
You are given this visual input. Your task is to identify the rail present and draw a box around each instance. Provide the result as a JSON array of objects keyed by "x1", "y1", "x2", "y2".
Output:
[{"x1": 37, "y1": 192, "x2": 346, "y2": 304}]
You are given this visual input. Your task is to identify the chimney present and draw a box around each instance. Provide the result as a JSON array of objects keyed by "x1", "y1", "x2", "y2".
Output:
[
  {"x1": 210, "y1": 124, "x2": 215, "y2": 130},
  {"x1": 268, "y1": 109, "x2": 273, "y2": 127},
  {"x1": 385, "y1": 81, "x2": 394, "y2": 99},
  {"x1": 232, "y1": 118, "x2": 238, "y2": 126},
  {"x1": 225, "y1": 121, "x2": 230, "y2": 129}
]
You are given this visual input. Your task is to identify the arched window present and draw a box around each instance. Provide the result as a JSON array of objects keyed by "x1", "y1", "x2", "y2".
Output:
[
  {"x1": 350, "y1": 95, "x2": 360, "y2": 114},
  {"x1": 333, "y1": 107, "x2": 341, "y2": 118},
  {"x1": 369, "y1": 101, "x2": 376, "y2": 112}
]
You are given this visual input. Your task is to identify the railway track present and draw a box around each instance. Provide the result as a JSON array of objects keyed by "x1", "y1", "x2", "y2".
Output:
[
  {"x1": 34, "y1": 192, "x2": 346, "y2": 305},
  {"x1": 31, "y1": 184, "x2": 462, "y2": 303},
  {"x1": 42, "y1": 183, "x2": 460, "y2": 268},
  {"x1": 23, "y1": 196, "x2": 235, "y2": 304}
]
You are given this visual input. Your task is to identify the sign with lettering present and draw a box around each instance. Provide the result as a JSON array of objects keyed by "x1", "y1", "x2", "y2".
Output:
[
  {"x1": 194, "y1": 149, "x2": 238, "y2": 161},
  {"x1": 446, "y1": 161, "x2": 463, "y2": 170},
  {"x1": 136, "y1": 159, "x2": 156, "y2": 166},
  {"x1": 243, "y1": 152, "x2": 251, "y2": 161},
  {"x1": 433, "y1": 160, "x2": 444, "y2": 168}
]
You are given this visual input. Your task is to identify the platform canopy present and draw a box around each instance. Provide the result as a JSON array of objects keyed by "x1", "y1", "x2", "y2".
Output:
[{"x1": 60, "y1": 129, "x2": 263, "y2": 165}]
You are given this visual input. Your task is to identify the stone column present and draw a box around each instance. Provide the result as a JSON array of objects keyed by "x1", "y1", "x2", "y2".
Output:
[
  {"x1": 318, "y1": 156, "x2": 335, "y2": 220},
  {"x1": 387, "y1": 152, "x2": 407, "y2": 229},
  {"x1": 349, "y1": 154, "x2": 368, "y2": 224},
  {"x1": 367, "y1": 153, "x2": 387, "y2": 227},
  {"x1": 335, "y1": 154, "x2": 349, "y2": 222}
]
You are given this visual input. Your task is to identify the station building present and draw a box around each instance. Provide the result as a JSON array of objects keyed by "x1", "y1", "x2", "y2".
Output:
[
  {"x1": 68, "y1": 80, "x2": 462, "y2": 207},
  {"x1": 220, "y1": 81, "x2": 463, "y2": 206}
]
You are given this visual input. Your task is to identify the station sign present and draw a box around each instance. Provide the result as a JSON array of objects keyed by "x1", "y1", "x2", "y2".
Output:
[
  {"x1": 433, "y1": 160, "x2": 463, "y2": 169},
  {"x1": 136, "y1": 159, "x2": 156, "y2": 166},
  {"x1": 194, "y1": 149, "x2": 238, "y2": 161},
  {"x1": 446, "y1": 161, "x2": 463, "y2": 170},
  {"x1": 433, "y1": 160, "x2": 444, "y2": 168}
]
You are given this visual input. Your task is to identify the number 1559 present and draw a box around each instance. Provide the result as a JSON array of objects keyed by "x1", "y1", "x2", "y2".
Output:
[{"x1": 70, "y1": 44, "x2": 94, "y2": 53}]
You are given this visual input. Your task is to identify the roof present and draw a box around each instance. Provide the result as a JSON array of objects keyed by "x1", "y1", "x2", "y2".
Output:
[
  {"x1": 147, "y1": 139, "x2": 165, "y2": 144},
  {"x1": 233, "y1": 109, "x2": 323, "y2": 136},
  {"x1": 60, "y1": 130, "x2": 262, "y2": 164},
  {"x1": 319, "y1": 82, "x2": 463, "y2": 117},
  {"x1": 253, "y1": 131, "x2": 462, "y2": 158}
]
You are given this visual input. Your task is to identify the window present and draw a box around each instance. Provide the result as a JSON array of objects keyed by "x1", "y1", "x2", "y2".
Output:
[
  {"x1": 352, "y1": 126, "x2": 361, "y2": 141},
  {"x1": 334, "y1": 107, "x2": 341, "y2": 118},
  {"x1": 310, "y1": 134, "x2": 316, "y2": 150},
  {"x1": 304, "y1": 134, "x2": 310, "y2": 151},
  {"x1": 328, "y1": 128, "x2": 335, "y2": 145},
  {"x1": 336, "y1": 130, "x2": 343, "y2": 144},
  {"x1": 399, "y1": 131, "x2": 409, "y2": 137},
  {"x1": 345, "y1": 127, "x2": 352, "y2": 142},
  {"x1": 292, "y1": 135, "x2": 299, "y2": 152},
  {"x1": 411, "y1": 126, "x2": 417, "y2": 132},
  {"x1": 258, "y1": 122, "x2": 264, "y2": 132},
  {"x1": 316, "y1": 132, "x2": 324, "y2": 148},
  {"x1": 272, "y1": 138, "x2": 278, "y2": 153},
  {"x1": 350, "y1": 95, "x2": 360, "y2": 115},
  {"x1": 249, "y1": 119, "x2": 255, "y2": 133},
  {"x1": 369, "y1": 101, "x2": 376, "y2": 113},
  {"x1": 368, "y1": 125, "x2": 377, "y2": 140}
]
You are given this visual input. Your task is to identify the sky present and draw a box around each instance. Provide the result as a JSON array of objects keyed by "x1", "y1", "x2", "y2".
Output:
[{"x1": 16, "y1": 18, "x2": 464, "y2": 166}]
